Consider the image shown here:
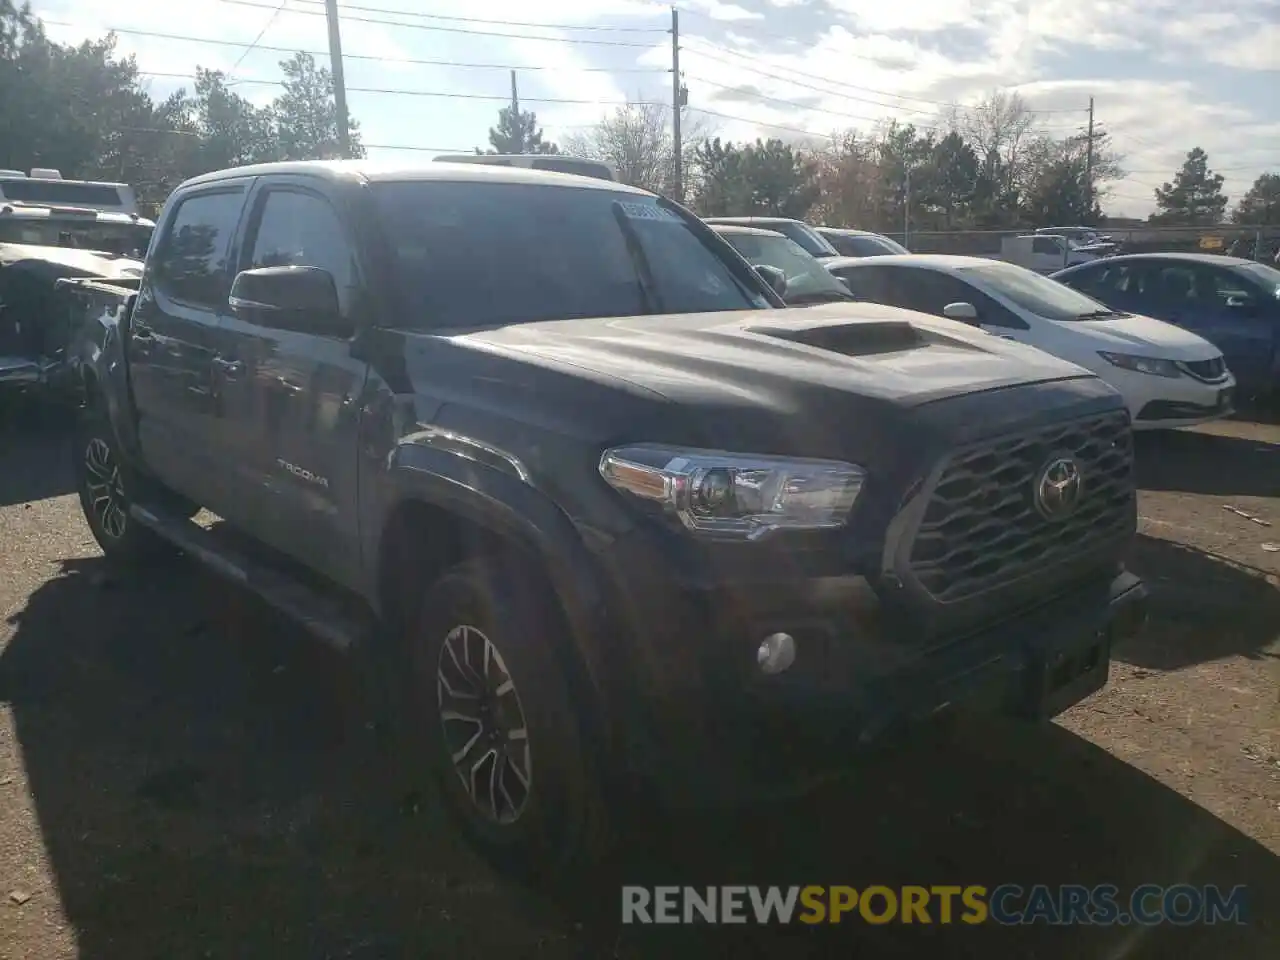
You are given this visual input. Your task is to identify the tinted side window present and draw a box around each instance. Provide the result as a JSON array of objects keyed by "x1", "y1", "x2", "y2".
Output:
[
  {"x1": 831, "y1": 265, "x2": 891, "y2": 301},
  {"x1": 1031, "y1": 236, "x2": 1062, "y2": 256},
  {"x1": 246, "y1": 189, "x2": 359, "y2": 316},
  {"x1": 154, "y1": 189, "x2": 244, "y2": 308},
  {"x1": 890, "y1": 268, "x2": 1027, "y2": 329}
]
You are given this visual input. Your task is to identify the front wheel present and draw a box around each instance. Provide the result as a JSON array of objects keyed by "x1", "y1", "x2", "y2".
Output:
[{"x1": 403, "y1": 556, "x2": 611, "y2": 880}]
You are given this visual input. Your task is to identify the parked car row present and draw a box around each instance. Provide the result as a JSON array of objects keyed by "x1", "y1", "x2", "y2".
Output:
[{"x1": 705, "y1": 214, "x2": 1275, "y2": 428}]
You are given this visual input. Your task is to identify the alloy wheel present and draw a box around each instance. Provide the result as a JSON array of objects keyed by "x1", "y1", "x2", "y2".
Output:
[
  {"x1": 84, "y1": 436, "x2": 128, "y2": 540},
  {"x1": 436, "y1": 624, "x2": 533, "y2": 824}
]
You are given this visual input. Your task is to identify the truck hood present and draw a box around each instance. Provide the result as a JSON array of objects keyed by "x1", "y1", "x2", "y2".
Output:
[
  {"x1": 1053, "y1": 311, "x2": 1222, "y2": 361},
  {"x1": 449, "y1": 303, "x2": 1094, "y2": 409}
]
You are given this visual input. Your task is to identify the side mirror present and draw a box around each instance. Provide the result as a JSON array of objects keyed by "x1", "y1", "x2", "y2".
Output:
[
  {"x1": 943, "y1": 301, "x2": 979, "y2": 323},
  {"x1": 756, "y1": 264, "x2": 788, "y2": 299},
  {"x1": 228, "y1": 266, "x2": 352, "y2": 337}
]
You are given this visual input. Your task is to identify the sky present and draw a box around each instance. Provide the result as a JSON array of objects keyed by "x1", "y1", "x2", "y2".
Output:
[{"x1": 30, "y1": 0, "x2": 1280, "y2": 221}]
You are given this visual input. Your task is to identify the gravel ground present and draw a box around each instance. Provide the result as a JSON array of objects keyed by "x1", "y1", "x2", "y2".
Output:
[{"x1": 0, "y1": 411, "x2": 1276, "y2": 960}]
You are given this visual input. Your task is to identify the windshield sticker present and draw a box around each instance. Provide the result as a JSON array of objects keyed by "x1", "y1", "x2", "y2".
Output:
[{"x1": 616, "y1": 202, "x2": 682, "y2": 222}]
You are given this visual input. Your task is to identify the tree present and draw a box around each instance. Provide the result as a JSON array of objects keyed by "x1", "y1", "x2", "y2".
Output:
[
  {"x1": 1232, "y1": 173, "x2": 1280, "y2": 225},
  {"x1": 1021, "y1": 155, "x2": 1097, "y2": 227},
  {"x1": 927, "y1": 132, "x2": 980, "y2": 229},
  {"x1": 273, "y1": 52, "x2": 364, "y2": 160},
  {"x1": 947, "y1": 89, "x2": 1039, "y2": 226},
  {"x1": 562, "y1": 103, "x2": 708, "y2": 195},
  {"x1": 1151, "y1": 147, "x2": 1228, "y2": 225},
  {"x1": 691, "y1": 136, "x2": 751, "y2": 215},
  {"x1": 482, "y1": 104, "x2": 557, "y2": 155}
]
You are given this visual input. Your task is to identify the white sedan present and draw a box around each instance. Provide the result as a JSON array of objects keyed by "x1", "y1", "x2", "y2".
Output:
[{"x1": 827, "y1": 254, "x2": 1236, "y2": 430}]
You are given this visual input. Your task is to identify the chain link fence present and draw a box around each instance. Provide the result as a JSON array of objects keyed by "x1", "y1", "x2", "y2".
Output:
[{"x1": 878, "y1": 225, "x2": 1280, "y2": 261}]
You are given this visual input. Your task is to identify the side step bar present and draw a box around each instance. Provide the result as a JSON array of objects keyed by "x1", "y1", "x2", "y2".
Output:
[{"x1": 129, "y1": 504, "x2": 365, "y2": 653}]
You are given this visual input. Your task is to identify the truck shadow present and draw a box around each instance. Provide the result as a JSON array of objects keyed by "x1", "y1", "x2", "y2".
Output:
[
  {"x1": 1, "y1": 558, "x2": 1277, "y2": 959},
  {"x1": 0, "y1": 400, "x2": 75, "y2": 507},
  {"x1": 1119, "y1": 533, "x2": 1279, "y2": 671},
  {"x1": 1134, "y1": 427, "x2": 1279, "y2": 499}
]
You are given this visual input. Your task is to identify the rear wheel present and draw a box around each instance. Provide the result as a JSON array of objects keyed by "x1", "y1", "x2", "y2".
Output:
[
  {"x1": 74, "y1": 405, "x2": 183, "y2": 563},
  {"x1": 401, "y1": 556, "x2": 611, "y2": 879}
]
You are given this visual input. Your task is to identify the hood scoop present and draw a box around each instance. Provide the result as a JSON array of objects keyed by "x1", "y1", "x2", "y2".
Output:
[{"x1": 752, "y1": 319, "x2": 925, "y2": 357}]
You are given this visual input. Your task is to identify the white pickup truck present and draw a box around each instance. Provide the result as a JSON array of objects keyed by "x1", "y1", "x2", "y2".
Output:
[{"x1": 1000, "y1": 233, "x2": 1116, "y2": 274}]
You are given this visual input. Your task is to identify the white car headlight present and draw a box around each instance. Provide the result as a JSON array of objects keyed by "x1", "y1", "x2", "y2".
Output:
[
  {"x1": 599, "y1": 444, "x2": 865, "y2": 541},
  {"x1": 1097, "y1": 351, "x2": 1182, "y2": 379}
]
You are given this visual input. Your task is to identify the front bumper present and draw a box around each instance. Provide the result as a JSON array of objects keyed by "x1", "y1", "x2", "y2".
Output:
[
  {"x1": 1107, "y1": 369, "x2": 1236, "y2": 430},
  {"x1": 606, "y1": 558, "x2": 1148, "y2": 807}
]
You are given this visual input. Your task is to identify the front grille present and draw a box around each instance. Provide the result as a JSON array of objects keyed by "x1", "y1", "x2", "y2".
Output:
[
  {"x1": 908, "y1": 410, "x2": 1134, "y2": 603},
  {"x1": 1180, "y1": 357, "x2": 1226, "y2": 381}
]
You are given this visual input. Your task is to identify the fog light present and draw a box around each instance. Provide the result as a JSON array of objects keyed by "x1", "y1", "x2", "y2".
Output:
[{"x1": 756, "y1": 632, "x2": 796, "y2": 675}]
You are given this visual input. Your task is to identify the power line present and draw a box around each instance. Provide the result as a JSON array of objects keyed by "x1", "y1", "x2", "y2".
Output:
[
  {"x1": 218, "y1": 0, "x2": 661, "y2": 46},
  {"x1": 681, "y1": 37, "x2": 1089, "y2": 117},
  {"x1": 135, "y1": 70, "x2": 657, "y2": 106},
  {"x1": 229, "y1": 0, "x2": 290, "y2": 73},
  {"x1": 686, "y1": 74, "x2": 934, "y2": 129},
  {"x1": 41, "y1": 21, "x2": 667, "y2": 73},
  {"x1": 284, "y1": 0, "x2": 668, "y2": 33},
  {"x1": 685, "y1": 106, "x2": 836, "y2": 140}
]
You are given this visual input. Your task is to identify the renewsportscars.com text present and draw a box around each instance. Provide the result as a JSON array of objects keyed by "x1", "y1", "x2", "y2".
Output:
[{"x1": 621, "y1": 884, "x2": 1248, "y2": 926}]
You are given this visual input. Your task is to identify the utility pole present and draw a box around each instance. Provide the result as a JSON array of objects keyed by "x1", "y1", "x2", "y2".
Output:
[
  {"x1": 510, "y1": 69, "x2": 519, "y2": 117},
  {"x1": 903, "y1": 166, "x2": 911, "y2": 249},
  {"x1": 1084, "y1": 96, "x2": 1095, "y2": 214},
  {"x1": 671, "y1": 6, "x2": 683, "y2": 202},
  {"x1": 323, "y1": 0, "x2": 351, "y2": 158}
]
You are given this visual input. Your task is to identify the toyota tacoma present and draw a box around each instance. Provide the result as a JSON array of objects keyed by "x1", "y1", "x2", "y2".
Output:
[{"x1": 67, "y1": 160, "x2": 1148, "y2": 876}]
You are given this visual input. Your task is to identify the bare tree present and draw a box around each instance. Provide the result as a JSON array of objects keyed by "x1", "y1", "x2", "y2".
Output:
[
  {"x1": 562, "y1": 102, "x2": 711, "y2": 196},
  {"x1": 952, "y1": 89, "x2": 1039, "y2": 193}
]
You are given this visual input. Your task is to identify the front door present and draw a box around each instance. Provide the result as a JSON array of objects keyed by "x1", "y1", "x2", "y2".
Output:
[
  {"x1": 127, "y1": 184, "x2": 248, "y2": 514},
  {"x1": 213, "y1": 181, "x2": 369, "y2": 590}
]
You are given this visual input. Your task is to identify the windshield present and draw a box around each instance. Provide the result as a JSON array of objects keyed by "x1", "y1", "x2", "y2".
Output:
[
  {"x1": 1235, "y1": 262, "x2": 1280, "y2": 296},
  {"x1": 0, "y1": 218, "x2": 151, "y2": 258},
  {"x1": 370, "y1": 182, "x2": 770, "y2": 328},
  {"x1": 957, "y1": 261, "x2": 1116, "y2": 321},
  {"x1": 720, "y1": 232, "x2": 852, "y2": 302},
  {"x1": 841, "y1": 234, "x2": 909, "y2": 257}
]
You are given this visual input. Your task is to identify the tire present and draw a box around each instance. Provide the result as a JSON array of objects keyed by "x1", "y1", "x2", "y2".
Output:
[
  {"x1": 74, "y1": 404, "x2": 173, "y2": 563},
  {"x1": 401, "y1": 556, "x2": 612, "y2": 881}
]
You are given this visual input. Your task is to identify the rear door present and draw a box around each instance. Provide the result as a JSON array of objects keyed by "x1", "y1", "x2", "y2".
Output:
[
  {"x1": 213, "y1": 178, "x2": 369, "y2": 589},
  {"x1": 127, "y1": 183, "x2": 248, "y2": 513}
]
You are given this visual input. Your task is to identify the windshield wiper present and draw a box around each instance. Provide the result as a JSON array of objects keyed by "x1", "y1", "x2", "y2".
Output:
[
  {"x1": 611, "y1": 202, "x2": 665, "y2": 315},
  {"x1": 1074, "y1": 309, "x2": 1128, "y2": 320}
]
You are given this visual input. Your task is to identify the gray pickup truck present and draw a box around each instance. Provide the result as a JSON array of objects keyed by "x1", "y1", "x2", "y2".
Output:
[{"x1": 68, "y1": 160, "x2": 1148, "y2": 876}]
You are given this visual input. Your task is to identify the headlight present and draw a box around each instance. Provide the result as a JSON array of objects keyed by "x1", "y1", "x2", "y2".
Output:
[
  {"x1": 599, "y1": 444, "x2": 865, "y2": 540},
  {"x1": 1097, "y1": 352, "x2": 1181, "y2": 378}
]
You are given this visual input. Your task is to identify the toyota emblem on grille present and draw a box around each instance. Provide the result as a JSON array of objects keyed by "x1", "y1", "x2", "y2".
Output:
[{"x1": 1035, "y1": 457, "x2": 1082, "y2": 520}]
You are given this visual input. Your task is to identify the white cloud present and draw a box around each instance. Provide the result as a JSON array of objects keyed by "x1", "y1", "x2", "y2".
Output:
[{"x1": 26, "y1": 0, "x2": 1280, "y2": 215}]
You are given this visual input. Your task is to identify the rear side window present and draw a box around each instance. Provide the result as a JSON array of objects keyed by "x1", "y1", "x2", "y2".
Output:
[
  {"x1": 1031, "y1": 236, "x2": 1062, "y2": 256},
  {"x1": 153, "y1": 189, "x2": 244, "y2": 308}
]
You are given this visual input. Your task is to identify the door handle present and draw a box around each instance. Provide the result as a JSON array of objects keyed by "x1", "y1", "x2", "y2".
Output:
[
  {"x1": 131, "y1": 324, "x2": 154, "y2": 342},
  {"x1": 211, "y1": 355, "x2": 243, "y2": 376}
]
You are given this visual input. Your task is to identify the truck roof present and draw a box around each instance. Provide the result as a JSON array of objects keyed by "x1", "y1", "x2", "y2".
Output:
[{"x1": 182, "y1": 159, "x2": 650, "y2": 195}]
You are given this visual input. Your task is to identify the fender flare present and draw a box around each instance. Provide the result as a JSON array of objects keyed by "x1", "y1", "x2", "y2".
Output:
[{"x1": 378, "y1": 441, "x2": 623, "y2": 736}]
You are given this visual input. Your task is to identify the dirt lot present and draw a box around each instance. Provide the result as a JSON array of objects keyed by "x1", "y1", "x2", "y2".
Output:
[{"x1": 0, "y1": 412, "x2": 1277, "y2": 960}]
